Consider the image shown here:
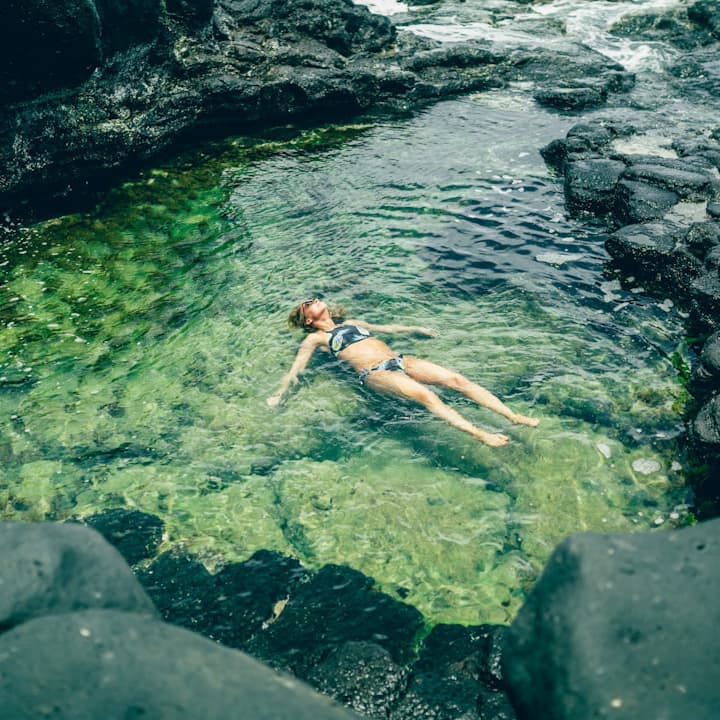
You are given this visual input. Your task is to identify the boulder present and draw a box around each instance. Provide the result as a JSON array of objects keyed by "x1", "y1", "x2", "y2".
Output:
[
  {"x1": 690, "y1": 273, "x2": 720, "y2": 328},
  {"x1": 563, "y1": 159, "x2": 626, "y2": 215},
  {"x1": 686, "y1": 220, "x2": 720, "y2": 259},
  {"x1": 687, "y1": 0, "x2": 720, "y2": 39},
  {"x1": 503, "y1": 520, "x2": 720, "y2": 720},
  {"x1": 613, "y1": 179, "x2": 680, "y2": 225},
  {"x1": 620, "y1": 161, "x2": 719, "y2": 202},
  {"x1": 534, "y1": 86, "x2": 606, "y2": 111},
  {"x1": 0, "y1": 0, "x2": 102, "y2": 103},
  {"x1": 691, "y1": 393, "x2": 720, "y2": 448},
  {"x1": 606, "y1": 221, "x2": 704, "y2": 291},
  {"x1": 224, "y1": 0, "x2": 396, "y2": 56},
  {"x1": 0, "y1": 609, "x2": 359, "y2": 720},
  {"x1": 700, "y1": 330, "x2": 720, "y2": 377},
  {"x1": 0, "y1": 521, "x2": 156, "y2": 633}
]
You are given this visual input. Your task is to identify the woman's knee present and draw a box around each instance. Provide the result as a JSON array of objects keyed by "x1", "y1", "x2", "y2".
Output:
[
  {"x1": 446, "y1": 371, "x2": 468, "y2": 391},
  {"x1": 413, "y1": 386, "x2": 442, "y2": 408}
]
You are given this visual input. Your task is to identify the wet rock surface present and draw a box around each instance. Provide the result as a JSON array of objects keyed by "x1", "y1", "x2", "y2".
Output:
[
  {"x1": 503, "y1": 518, "x2": 720, "y2": 720},
  {"x1": 1, "y1": 0, "x2": 636, "y2": 212}
]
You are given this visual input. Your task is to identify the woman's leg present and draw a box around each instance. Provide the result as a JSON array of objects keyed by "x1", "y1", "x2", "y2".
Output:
[
  {"x1": 364, "y1": 370, "x2": 509, "y2": 447},
  {"x1": 403, "y1": 356, "x2": 539, "y2": 427}
]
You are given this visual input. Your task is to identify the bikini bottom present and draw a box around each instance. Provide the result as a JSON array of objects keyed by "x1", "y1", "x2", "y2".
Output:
[{"x1": 359, "y1": 355, "x2": 405, "y2": 384}]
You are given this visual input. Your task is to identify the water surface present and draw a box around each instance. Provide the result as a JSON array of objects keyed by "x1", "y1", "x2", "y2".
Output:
[{"x1": 0, "y1": 1, "x2": 699, "y2": 624}]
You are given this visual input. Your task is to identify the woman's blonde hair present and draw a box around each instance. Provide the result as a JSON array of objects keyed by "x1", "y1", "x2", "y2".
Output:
[{"x1": 288, "y1": 300, "x2": 346, "y2": 332}]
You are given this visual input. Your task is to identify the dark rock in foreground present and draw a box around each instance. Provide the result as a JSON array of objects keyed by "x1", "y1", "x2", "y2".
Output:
[
  {"x1": 0, "y1": 520, "x2": 358, "y2": 719},
  {"x1": 0, "y1": 609, "x2": 358, "y2": 720},
  {"x1": 0, "y1": 521, "x2": 156, "y2": 632},
  {"x1": 133, "y1": 528, "x2": 514, "y2": 718},
  {"x1": 503, "y1": 519, "x2": 720, "y2": 720}
]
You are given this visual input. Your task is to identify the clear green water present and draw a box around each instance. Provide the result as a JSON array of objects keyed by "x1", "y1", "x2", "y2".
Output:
[{"x1": 0, "y1": 95, "x2": 690, "y2": 624}]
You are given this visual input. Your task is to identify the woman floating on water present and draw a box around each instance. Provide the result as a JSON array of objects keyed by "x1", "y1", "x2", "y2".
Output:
[{"x1": 267, "y1": 298, "x2": 539, "y2": 446}]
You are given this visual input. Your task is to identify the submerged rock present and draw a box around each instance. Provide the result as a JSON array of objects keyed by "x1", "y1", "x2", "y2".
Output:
[
  {"x1": 79, "y1": 507, "x2": 165, "y2": 565},
  {"x1": 136, "y1": 543, "x2": 520, "y2": 717},
  {"x1": 503, "y1": 519, "x2": 720, "y2": 720}
]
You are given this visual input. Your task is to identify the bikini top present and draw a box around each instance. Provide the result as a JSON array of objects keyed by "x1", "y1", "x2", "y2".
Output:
[{"x1": 327, "y1": 324, "x2": 372, "y2": 357}]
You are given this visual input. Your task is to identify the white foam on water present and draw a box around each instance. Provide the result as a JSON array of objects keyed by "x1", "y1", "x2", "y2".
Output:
[
  {"x1": 536, "y1": 252, "x2": 584, "y2": 266},
  {"x1": 381, "y1": 0, "x2": 684, "y2": 73},
  {"x1": 354, "y1": 0, "x2": 408, "y2": 14}
]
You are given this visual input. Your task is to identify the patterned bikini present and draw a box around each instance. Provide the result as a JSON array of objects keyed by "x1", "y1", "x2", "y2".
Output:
[{"x1": 327, "y1": 324, "x2": 406, "y2": 383}]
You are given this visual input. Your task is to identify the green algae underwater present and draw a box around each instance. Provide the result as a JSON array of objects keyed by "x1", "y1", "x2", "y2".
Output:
[{"x1": 0, "y1": 107, "x2": 692, "y2": 625}]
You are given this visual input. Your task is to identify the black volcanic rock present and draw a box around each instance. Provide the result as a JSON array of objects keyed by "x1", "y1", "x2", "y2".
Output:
[
  {"x1": 503, "y1": 520, "x2": 720, "y2": 720},
  {"x1": 0, "y1": 0, "x2": 643, "y2": 212},
  {"x1": 534, "y1": 86, "x2": 607, "y2": 111},
  {"x1": 612, "y1": 179, "x2": 680, "y2": 224},
  {"x1": 564, "y1": 159, "x2": 627, "y2": 214},
  {"x1": 606, "y1": 220, "x2": 704, "y2": 290},
  {"x1": 306, "y1": 641, "x2": 409, "y2": 719},
  {"x1": 0, "y1": 0, "x2": 102, "y2": 103},
  {"x1": 390, "y1": 624, "x2": 516, "y2": 720},
  {"x1": 691, "y1": 392, "x2": 720, "y2": 448}
]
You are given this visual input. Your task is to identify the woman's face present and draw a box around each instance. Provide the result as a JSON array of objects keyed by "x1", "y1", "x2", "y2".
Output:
[{"x1": 301, "y1": 298, "x2": 327, "y2": 327}]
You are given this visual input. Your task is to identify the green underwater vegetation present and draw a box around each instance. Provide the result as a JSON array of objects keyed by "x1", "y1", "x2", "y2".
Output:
[{"x1": 0, "y1": 112, "x2": 691, "y2": 625}]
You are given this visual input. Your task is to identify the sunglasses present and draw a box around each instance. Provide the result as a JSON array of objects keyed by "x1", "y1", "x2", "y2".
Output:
[{"x1": 301, "y1": 298, "x2": 317, "y2": 307}]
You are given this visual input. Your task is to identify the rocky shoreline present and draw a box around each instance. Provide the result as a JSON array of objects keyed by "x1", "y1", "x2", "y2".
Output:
[
  {"x1": 539, "y1": 0, "x2": 720, "y2": 517},
  {"x1": 2, "y1": 0, "x2": 636, "y2": 216},
  {"x1": 2, "y1": 513, "x2": 718, "y2": 719}
]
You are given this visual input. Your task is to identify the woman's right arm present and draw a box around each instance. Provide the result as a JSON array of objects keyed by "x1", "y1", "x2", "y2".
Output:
[{"x1": 267, "y1": 334, "x2": 322, "y2": 407}]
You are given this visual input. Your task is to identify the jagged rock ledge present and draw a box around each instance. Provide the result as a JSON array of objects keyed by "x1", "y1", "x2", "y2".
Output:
[
  {"x1": 2, "y1": 511, "x2": 719, "y2": 719},
  {"x1": 1, "y1": 0, "x2": 634, "y2": 215},
  {"x1": 541, "y1": 114, "x2": 720, "y2": 517}
]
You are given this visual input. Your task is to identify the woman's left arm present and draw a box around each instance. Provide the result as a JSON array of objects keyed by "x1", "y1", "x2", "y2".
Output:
[{"x1": 348, "y1": 319, "x2": 436, "y2": 337}]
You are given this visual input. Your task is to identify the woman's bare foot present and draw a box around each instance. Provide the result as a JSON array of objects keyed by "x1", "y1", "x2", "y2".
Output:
[
  {"x1": 510, "y1": 413, "x2": 539, "y2": 427},
  {"x1": 477, "y1": 431, "x2": 510, "y2": 447}
]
